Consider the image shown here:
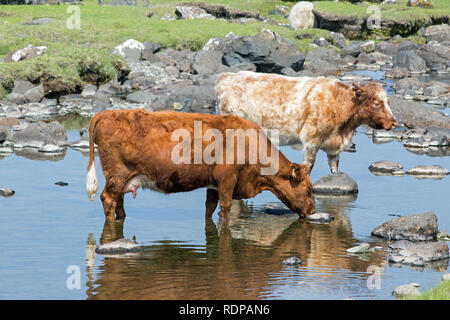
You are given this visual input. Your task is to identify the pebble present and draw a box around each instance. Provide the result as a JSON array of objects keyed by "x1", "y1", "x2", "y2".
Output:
[
  {"x1": 281, "y1": 256, "x2": 302, "y2": 266},
  {"x1": 306, "y1": 212, "x2": 334, "y2": 223},
  {"x1": 406, "y1": 165, "x2": 449, "y2": 177},
  {"x1": 55, "y1": 181, "x2": 69, "y2": 186},
  {"x1": 0, "y1": 188, "x2": 15, "y2": 197},
  {"x1": 346, "y1": 243, "x2": 371, "y2": 254}
]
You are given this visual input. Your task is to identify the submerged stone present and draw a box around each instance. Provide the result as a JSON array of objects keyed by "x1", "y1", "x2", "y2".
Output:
[
  {"x1": 281, "y1": 256, "x2": 302, "y2": 266},
  {"x1": 95, "y1": 238, "x2": 143, "y2": 255},
  {"x1": 346, "y1": 243, "x2": 371, "y2": 254},
  {"x1": 0, "y1": 188, "x2": 15, "y2": 197}
]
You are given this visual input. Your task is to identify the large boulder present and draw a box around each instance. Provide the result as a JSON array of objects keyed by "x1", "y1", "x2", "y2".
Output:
[
  {"x1": 222, "y1": 29, "x2": 305, "y2": 73},
  {"x1": 288, "y1": 1, "x2": 315, "y2": 30},
  {"x1": 416, "y1": 42, "x2": 450, "y2": 71},
  {"x1": 393, "y1": 50, "x2": 427, "y2": 73},
  {"x1": 371, "y1": 211, "x2": 439, "y2": 241},
  {"x1": 10, "y1": 121, "x2": 67, "y2": 149},
  {"x1": 423, "y1": 24, "x2": 450, "y2": 42},
  {"x1": 389, "y1": 242, "x2": 450, "y2": 266},
  {"x1": 303, "y1": 48, "x2": 341, "y2": 75},
  {"x1": 112, "y1": 39, "x2": 145, "y2": 62},
  {"x1": 175, "y1": 5, "x2": 215, "y2": 20}
]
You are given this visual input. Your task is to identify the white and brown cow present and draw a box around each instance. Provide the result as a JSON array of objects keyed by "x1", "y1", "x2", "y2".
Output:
[{"x1": 216, "y1": 71, "x2": 397, "y2": 173}]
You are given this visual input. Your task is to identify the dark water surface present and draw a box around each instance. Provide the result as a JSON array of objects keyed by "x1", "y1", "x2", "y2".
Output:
[{"x1": 0, "y1": 128, "x2": 449, "y2": 300}]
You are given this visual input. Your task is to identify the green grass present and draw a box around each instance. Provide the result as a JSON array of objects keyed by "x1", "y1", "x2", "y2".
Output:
[
  {"x1": 402, "y1": 278, "x2": 450, "y2": 300},
  {"x1": 0, "y1": 0, "x2": 332, "y2": 95},
  {"x1": 314, "y1": 0, "x2": 449, "y2": 21}
]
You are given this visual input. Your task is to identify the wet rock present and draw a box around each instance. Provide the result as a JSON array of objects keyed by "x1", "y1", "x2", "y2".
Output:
[
  {"x1": 371, "y1": 211, "x2": 439, "y2": 241},
  {"x1": 95, "y1": 238, "x2": 143, "y2": 255},
  {"x1": 263, "y1": 203, "x2": 291, "y2": 215},
  {"x1": 372, "y1": 129, "x2": 403, "y2": 139},
  {"x1": 384, "y1": 67, "x2": 409, "y2": 79},
  {"x1": 388, "y1": 240, "x2": 414, "y2": 250},
  {"x1": 369, "y1": 161, "x2": 403, "y2": 175},
  {"x1": 0, "y1": 188, "x2": 15, "y2": 197},
  {"x1": 281, "y1": 256, "x2": 302, "y2": 266},
  {"x1": 416, "y1": 42, "x2": 450, "y2": 72},
  {"x1": 375, "y1": 40, "x2": 398, "y2": 56},
  {"x1": 346, "y1": 243, "x2": 371, "y2": 254},
  {"x1": 388, "y1": 242, "x2": 450, "y2": 266},
  {"x1": 175, "y1": 5, "x2": 215, "y2": 20},
  {"x1": 312, "y1": 172, "x2": 358, "y2": 195},
  {"x1": 55, "y1": 181, "x2": 68, "y2": 186},
  {"x1": 404, "y1": 137, "x2": 429, "y2": 148},
  {"x1": 393, "y1": 283, "x2": 420, "y2": 298},
  {"x1": 112, "y1": 39, "x2": 145, "y2": 62},
  {"x1": 305, "y1": 212, "x2": 334, "y2": 223},
  {"x1": 11, "y1": 121, "x2": 67, "y2": 149},
  {"x1": 393, "y1": 50, "x2": 427, "y2": 73},
  {"x1": 4, "y1": 44, "x2": 47, "y2": 62},
  {"x1": 126, "y1": 90, "x2": 156, "y2": 104},
  {"x1": 38, "y1": 144, "x2": 66, "y2": 153},
  {"x1": 406, "y1": 165, "x2": 449, "y2": 177}
]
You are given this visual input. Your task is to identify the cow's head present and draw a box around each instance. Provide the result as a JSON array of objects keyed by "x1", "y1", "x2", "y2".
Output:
[
  {"x1": 353, "y1": 82, "x2": 397, "y2": 130},
  {"x1": 270, "y1": 163, "x2": 315, "y2": 218}
]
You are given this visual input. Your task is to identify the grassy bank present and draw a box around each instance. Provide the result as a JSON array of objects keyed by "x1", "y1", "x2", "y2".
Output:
[
  {"x1": 402, "y1": 278, "x2": 450, "y2": 300},
  {"x1": 0, "y1": 0, "x2": 330, "y2": 95}
]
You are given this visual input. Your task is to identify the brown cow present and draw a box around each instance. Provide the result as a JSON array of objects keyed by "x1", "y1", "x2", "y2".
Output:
[
  {"x1": 216, "y1": 71, "x2": 397, "y2": 173},
  {"x1": 86, "y1": 110, "x2": 315, "y2": 221}
]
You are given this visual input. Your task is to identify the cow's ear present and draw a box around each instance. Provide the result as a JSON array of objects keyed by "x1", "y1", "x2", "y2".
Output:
[
  {"x1": 290, "y1": 164, "x2": 309, "y2": 182},
  {"x1": 352, "y1": 83, "x2": 367, "y2": 102}
]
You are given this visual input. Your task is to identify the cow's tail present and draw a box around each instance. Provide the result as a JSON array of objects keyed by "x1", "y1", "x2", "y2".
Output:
[{"x1": 86, "y1": 114, "x2": 101, "y2": 201}]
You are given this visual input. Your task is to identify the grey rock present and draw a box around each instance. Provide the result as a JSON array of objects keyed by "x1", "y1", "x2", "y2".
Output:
[
  {"x1": 81, "y1": 84, "x2": 97, "y2": 98},
  {"x1": 11, "y1": 80, "x2": 35, "y2": 95},
  {"x1": 6, "y1": 93, "x2": 25, "y2": 105},
  {"x1": 375, "y1": 41, "x2": 398, "y2": 56},
  {"x1": 393, "y1": 50, "x2": 427, "y2": 73},
  {"x1": 404, "y1": 137, "x2": 429, "y2": 148},
  {"x1": 371, "y1": 211, "x2": 439, "y2": 241},
  {"x1": 406, "y1": 165, "x2": 449, "y2": 176},
  {"x1": 222, "y1": 29, "x2": 305, "y2": 73},
  {"x1": 126, "y1": 91, "x2": 156, "y2": 104},
  {"x1": 24, "y1": 85, "x2": 44, "y2": 103},
  {"x1": 306, "y1": 212, "x2": 334, "y2": 223},
  {"x1": 423, "y1": 24, "x2": 450, "y2": 43},
  {"x1": 281, "y1": 256, "x2": 302, "y2": 266},
  {"x1": 112, "y1": 39, "x2": 145, "y2": 62},
  {"x1": 393, "y1": 283, "x2": 420, "y2": 298},
  {"x1": 11, "y1": 121, "x2": 67, "y2": 149},
  {"x1": 0, "y1": 188, "x2": 15, "y2": 197},
  {"x1": 193, "y1": 50, "x2": 229, "y2": 75},
  {"x1": 369, "y1": 161, "x2": 403, "y2": 175},
  {"x1": 175, "y1": 5, "x2": 215, "y2": 20},
  {"x1": 303, "y1": 48, "x2": 341, "y2": 75},
  {"x1": 389, "y1": 240, "x2": 414, "y2": 250},
  {"x1": 372, "y1": 129, "x2": 403, "y2": 139},
  {"x1": 389, "y1": 242, "x2": 450, "y2": 266},
  {"x1": 346, "y1": 243, "x2": 371, "y2": 254},
  {"x1": 312, "y1": 172, "x2": 358, "y2": 195},
  {"x1": 141, "y1": 41, "x2": 162, "y2": 60},
  {"x1": 95, "y1": 238, "x2": 143, "y2": 255},
  {"x1": 264, "y1": 203, "x2": 290, "y2": 215},
  {"x1": 38, "y1": 144, "x2": 66, "y2": 154}
]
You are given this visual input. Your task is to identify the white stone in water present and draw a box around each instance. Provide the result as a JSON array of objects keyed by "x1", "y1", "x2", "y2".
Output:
[
  {"x1": 346, "y1": 243, "x2": 371, "y2": 254},
  {"x1": 306, "y1": 212, "x2": 334, "y2": 223},
  {"x1": 442, "y1": 273, "x2": 450, "y2": 281},
  {"x1": 393, "y1": 283, "x2": 420, "y2": 298},
  {"x1": 38, "y1": 144, "x2": 65, "y2": 153},
  {"x1": 369, "y1": 161, "x2": 403, "y2": 174},
  {"x1": 95, "y1": 238, "x2": 143, "y2": 255},
  {"x1": 406, "y1": 165, "x2": 449, "y2": 176},
  {"x1": 0, "y1": 187, "x2": 15, "y2": 197},
  {"x1": 281, "y1": 256, "x2": 302, "y2": 265}
]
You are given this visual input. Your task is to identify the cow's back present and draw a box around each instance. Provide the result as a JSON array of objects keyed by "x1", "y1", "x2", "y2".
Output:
[{"x1": 216, "y1": 71, "x2": 350, "y2": 145}]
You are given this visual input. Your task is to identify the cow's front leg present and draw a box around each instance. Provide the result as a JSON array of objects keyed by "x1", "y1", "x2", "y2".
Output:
[
  {"x1": 217, "y1": 173, "x2": 238, "y2": 220},
  {"x1": 303, "y1": 145, "x2": 318, "y2": 171},
  {"x1": 205, "y1": 188, "x2": 219, "y2": 219},
  {"x1": 327, "y1": 153, "x2": 340, "y2": 173},
  {"x1": 115, "y1": 194, "x2": 126, "y2": 220}
]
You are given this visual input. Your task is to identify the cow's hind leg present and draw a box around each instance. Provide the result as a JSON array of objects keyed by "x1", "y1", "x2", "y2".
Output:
[
  {"x1": 205, "y1": 188, "x2": 219, "y2": 219},
  {"x1": 327, "y1": 153, "x2": 340, "y2": 173}
]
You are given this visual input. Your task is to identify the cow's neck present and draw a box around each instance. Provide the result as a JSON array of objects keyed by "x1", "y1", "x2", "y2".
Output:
[{"x1": 338, "y1": 101, "x2": 365, "y2": 134}]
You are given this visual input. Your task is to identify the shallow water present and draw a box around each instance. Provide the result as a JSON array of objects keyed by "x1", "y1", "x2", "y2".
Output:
[{"x1": 0, "y1": 127, "x2": 449, "y2": 300}]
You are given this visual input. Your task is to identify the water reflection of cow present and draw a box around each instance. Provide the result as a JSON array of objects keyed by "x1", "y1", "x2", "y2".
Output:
[{"x1": 85, "y1": 203, "x2": 386, "y2": 300}]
